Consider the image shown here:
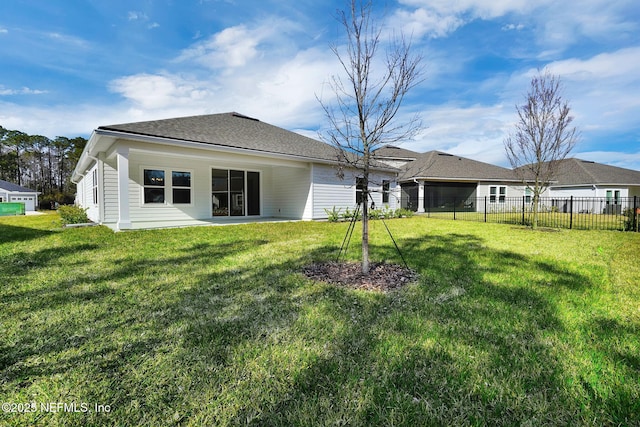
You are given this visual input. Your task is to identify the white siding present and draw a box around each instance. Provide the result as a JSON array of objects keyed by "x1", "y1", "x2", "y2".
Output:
[
  {"x1": 548, "y1": 186, "x2": 596, "y2": 198},
  {"x1": 270, "y1": 166, "x2": 312, "y2": 219},
  {"x1": 81, "y1": 137, "x2": 400, "y2": 229},
  {"x1": 311, "y1": 164, "x2": 397, "y2": 218},
  {"x1": 103, "y1": 158, "x2": 119, "y2": 224},
  {"x1": 85, "y1": 164, "x2": 100, "y2": 222},
  {"x1": 98, "y1": 139, "x2": 316, "y2": 229}
]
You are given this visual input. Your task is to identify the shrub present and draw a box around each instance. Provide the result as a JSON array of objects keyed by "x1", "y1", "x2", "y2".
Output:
[
  {"x1": 395, "y1": 208, "x2": 414, "y2": 218},
  {"x1": 324, "y1": 206, "x2": 342, "y2": 222},
  {"x1": 341, "y1": 207, "x2": 362, "y2": 221},
  {"x1": 623, "y1": 207, "x2": 639, "y2": 231},
  {"x1": 58, "y1": 205, "x2": 90, "y2": 225},
  {"x1": 369, "y1": 208, "x2": 382, "y2": 220}
]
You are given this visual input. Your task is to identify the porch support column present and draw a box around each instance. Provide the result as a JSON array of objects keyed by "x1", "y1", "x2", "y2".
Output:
[
  {"x1": 116, "y1": 146, "x2": 132, "y2": 230},
  {"x1": 417, "y1": 181, "x2": 425, "y2": 213}
]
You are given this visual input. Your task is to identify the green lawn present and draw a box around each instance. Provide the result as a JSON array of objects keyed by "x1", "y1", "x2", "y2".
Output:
[{"x1": 1, "y1": 213, "x2": 639, "y2": 426}]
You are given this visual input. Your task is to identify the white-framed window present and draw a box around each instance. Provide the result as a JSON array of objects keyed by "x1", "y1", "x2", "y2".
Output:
[
  {"x1": 142, "y1": 168, "x2": 192, "y2": 205},
  {"x1": 382, "y1": 180, "x2": 390, "y2": 204},
  {"x1": 356, "y1": 177, "x2": 365, "y2": 205},
  {"x1": 172, "y1": 171, "x2": 191, "y2": 204},
  {"x1": 490, "y1": 186, "x2": 506, "y2": 203},
  {"x1": 92, "y1": 169, "x2": 98, "y2": 205},
  {"x1": 143, "y1": 169, "x2": 166, "y2": 204}
]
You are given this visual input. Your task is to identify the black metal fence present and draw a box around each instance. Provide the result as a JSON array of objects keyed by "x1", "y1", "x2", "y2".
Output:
[{"x1": 422, "y1": 196, "x2": 640, "y2": 231}]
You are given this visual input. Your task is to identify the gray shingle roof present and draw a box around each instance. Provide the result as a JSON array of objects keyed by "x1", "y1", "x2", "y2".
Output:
[
  {"x1": 99, "y1": 112, "x2": 344, "y2": 163},
  {"x1": 0, "y1": 179, "x2": 37, "y2": 193},
  {"x1": 550, "y1": 158, "x2": 640, "y2": 186},
  {"x1": 373, "y1": 145, "x2": 420, "y2": 160},
  {"x1": 399, "y1": 151, "x2": 519, "y2": 182}
]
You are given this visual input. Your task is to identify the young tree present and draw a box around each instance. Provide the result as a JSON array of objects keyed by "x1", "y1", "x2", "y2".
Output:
[
  {"x1": 319, "y1": 0, "x2": 423, "y2": 274},
  {"x1": 504, "y1": 70, "x2": 578, "y2": 229}
]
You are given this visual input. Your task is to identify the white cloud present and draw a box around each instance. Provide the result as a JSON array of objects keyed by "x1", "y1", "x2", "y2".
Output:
[
  {"x1": 0, "y1": 86, "x2": 48, "y2": 96},
  {"x1": 109, "y1": 74, "x2": 214, "y2": 110},
  {"x1": 523, "y1": 47, "x2": 640, "y2": 133},
  {"x1": 394, "y1": 0, "x2": 637, "y2": 56},
  {"x1": 0, "y1": 100, "x2": 122, "y2": 137},
  {"x1": 0, "y1": 28, "x2": 8, "y2": 34},
  {"x1": 128, "y1": 11, "x2": 148, "y2": 21},
  {"x1": 46, "y1": 32, "x2": 89, "y2": 49},
  {"x1": 178, "y1": 25, "x2": 261, "y2": 68},
  {"x1": 502, "y1": 23, "x2": 524, "y2": 31},
  {"x1": 575, "y1": 150, "x2": 640, "y2": 171},
  {"x1": 392, "y1": 0, "x2": 539, "y2": 39},
  {"x1": 402, "y1": 103, "x2": 514, "y2": 166},
  {"x1": 107, "y1": 18, "x2": 335, "y2": 129},
  {"x1": 390, "y1": 8, "x2": 465, "y2": 39}
]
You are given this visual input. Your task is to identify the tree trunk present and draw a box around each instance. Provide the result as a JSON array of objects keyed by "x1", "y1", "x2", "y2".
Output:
[
  {"x1": 361, "y1": 188, "x2": 369, "y2": 274},
  {"x1": 532, "y1": 193, "x2": 539, "y2": 229}
]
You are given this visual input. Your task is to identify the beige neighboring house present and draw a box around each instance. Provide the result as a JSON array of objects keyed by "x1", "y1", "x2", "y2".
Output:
[
  {"x1": 71, "y1": 112, "x2": 399, "y2": 231},
  {"x1": 374, "y1": 146, "x2": 527, "y2": 212},
  {"x1": 0, "y1": 179, "x2": 40, "y2": 211}
]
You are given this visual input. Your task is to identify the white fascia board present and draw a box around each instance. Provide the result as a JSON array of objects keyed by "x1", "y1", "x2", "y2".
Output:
[{"x1": 94, "y1": 129, "x2": 396, "y2": 173}]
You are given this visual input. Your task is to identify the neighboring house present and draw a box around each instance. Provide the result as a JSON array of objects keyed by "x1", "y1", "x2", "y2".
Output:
[
  {"x1": 374, "y1": 147, "x2": 527, "y2": 213},
  {"x1": 71, "y1": 112, "x2": 398, "y2": 231},
  {"x1": 543, "y1": 158, "x2": 640, "y2": 214},
  {"x1": 0, "y1": 179, "x2": 40, "y2": 211}
]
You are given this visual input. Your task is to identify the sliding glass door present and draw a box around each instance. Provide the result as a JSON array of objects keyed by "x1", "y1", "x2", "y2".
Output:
[{"x1": 212, "y1": 169, "x2": 260, "y2": 217}]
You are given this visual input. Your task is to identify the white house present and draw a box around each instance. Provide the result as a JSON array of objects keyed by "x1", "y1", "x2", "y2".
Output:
[
  {"x1": 71, "y1": 112, "x2": 398, "y2": 231},
  {"x1": 544, "y1": 158, "x2": 640, "y2": 214},
  {"x1": 0, "y1": 179, "x2": 40, "y2": 211}
]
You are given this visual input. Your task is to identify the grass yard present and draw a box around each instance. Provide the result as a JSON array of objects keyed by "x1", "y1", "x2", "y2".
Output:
[{"x1": 1, "y1": 213, "x2": 639, "y2": 426}]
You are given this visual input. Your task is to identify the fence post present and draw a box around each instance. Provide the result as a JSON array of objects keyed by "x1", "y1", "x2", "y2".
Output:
[
  {"x1": 632, "y1": 196, "x2": 640, "y2": 233},
  {"x1": 569, "y1": 196, "x2": 574, "y2": 230},
  {"x1": 453, "y1": 198, "x2": 456, "y2": 220},
  {"x1": 484, "y1": 196, "x2": 487, "y2": 223},
  {"x1": 522, "y1": 196, "x2": 525, "y2": 226}
]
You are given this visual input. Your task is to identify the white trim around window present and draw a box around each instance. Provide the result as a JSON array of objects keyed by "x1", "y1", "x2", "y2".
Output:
[{"x1": 140, "y1": 166, "x2": 194, "y2": 207}]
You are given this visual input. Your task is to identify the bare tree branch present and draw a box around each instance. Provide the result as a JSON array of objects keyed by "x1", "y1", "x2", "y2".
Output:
[
  {"x1": 504, "y1": 69, "x2": 579, "y2": 228},
  {"x1": 317, "y1": 0, "x2": 424, "y2": 273}
]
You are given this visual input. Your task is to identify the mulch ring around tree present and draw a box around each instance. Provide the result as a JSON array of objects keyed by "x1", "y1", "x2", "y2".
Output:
[{"x1": 302, "y1": 261, "x2": 418, "y2": 292}]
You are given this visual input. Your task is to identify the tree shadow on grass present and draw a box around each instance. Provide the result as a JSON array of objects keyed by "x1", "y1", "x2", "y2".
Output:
[
  {"x1": 2, "y1": 229, "x2": 638, "y2": 426},
  {"x1": 0, "y1": 223, "x2": 56, "y2": 244},
  {"x1": 238, "y1": 233, "x2": 638, "y2": 426}
]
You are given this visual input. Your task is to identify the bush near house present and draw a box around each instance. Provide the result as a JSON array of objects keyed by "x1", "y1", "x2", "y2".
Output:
[
  {"x1": 57, "y1": 204, "x2": 89, "y2": 225},
  {"x1": 325, "y1": 205, "x2": 414, "y2": 222},
  {"x1": 1, "y1": 213, "x2": 639, "y2": 426}
]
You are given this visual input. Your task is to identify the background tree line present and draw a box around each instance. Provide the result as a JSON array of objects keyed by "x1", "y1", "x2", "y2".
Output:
[{"x1": 0, "y1": 125, "x2": 87, "y2": 208}]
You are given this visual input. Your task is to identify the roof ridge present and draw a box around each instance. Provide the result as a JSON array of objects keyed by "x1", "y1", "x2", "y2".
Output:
[{"x1": 568, "y1": 158, "x2": 599, "y2": 183}]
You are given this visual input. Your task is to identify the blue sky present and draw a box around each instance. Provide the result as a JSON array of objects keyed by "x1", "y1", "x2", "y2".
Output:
[{"x1": 1, "y1": 0, "x2": 639, "y2": 170}]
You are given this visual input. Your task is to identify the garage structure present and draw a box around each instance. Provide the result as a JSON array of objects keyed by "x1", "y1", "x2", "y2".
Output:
[{"x1": 0, "y1": 179, "x2": 40, "y2": 212}]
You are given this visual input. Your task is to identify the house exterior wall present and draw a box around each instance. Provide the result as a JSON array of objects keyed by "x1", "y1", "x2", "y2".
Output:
[
  {"x1": 102, "y1": 156, "x2": 118, "y2": 224},
  {"x1": 269, "y1": 166, "x2": 312, "y2": 219},
  {"x1": 311, "y1": 164, "x2": 397, "y2": 219},
  {"x1": 549, "y1": 186, "x2": 631, "y2": 199},
  {"x1": 75, "y1": 137, "x2": 398, "y2": 230}
]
